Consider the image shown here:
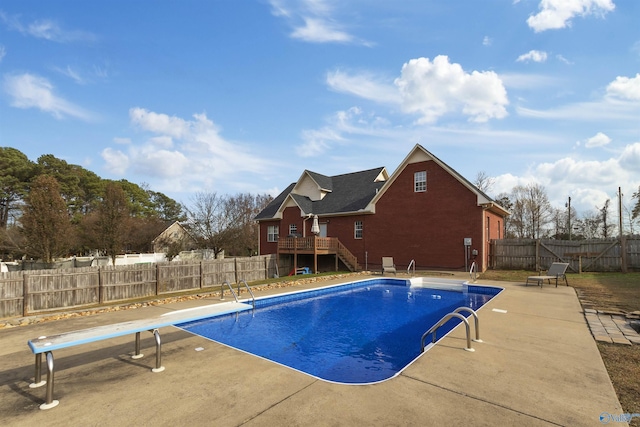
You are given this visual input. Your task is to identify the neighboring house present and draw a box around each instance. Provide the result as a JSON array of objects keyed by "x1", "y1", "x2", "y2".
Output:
[
  {"x1": 152, "y1": 221, "x2": 197, "y2": 255},
  {"x1": 254, "y1": 144, "x2": 509, "y2": 273}
]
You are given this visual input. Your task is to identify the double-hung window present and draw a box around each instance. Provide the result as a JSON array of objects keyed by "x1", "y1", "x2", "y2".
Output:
[
  {"x1": 354, "y1": 221, "x2": 363, "y2": 239},
  {"x1": 267, "y1": 225, "x2": 279, "y2": 242},
  {"x1": 289, "y1": 224, "x2": 297, "y2": 236},
  {"x1": 414, "y1": 171, "x2": 427, "y2": 192}
]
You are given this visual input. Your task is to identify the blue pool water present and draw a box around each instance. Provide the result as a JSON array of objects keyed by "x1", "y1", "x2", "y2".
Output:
[{"x1": 178, "y1": 278, "x2": 501, "y2": 384}]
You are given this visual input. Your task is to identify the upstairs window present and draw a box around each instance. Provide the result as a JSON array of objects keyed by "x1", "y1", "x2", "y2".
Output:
[
  {"x1": 414, "y1": 171, "x2": 427, "y2": 192},
  {"x1": 289, "y1": 224, "x2": 297, "y2": 236},
  {"x1": 354, "y1": 221, "x2": 363, "y2": 239},
  {"x1": 267, "y1": 225, "x2": 279, "y2": 242}
]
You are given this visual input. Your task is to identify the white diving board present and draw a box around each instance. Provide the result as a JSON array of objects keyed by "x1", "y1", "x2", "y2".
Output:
[{"x1": 28, "y1": 301, "x2": 253, "y2": 410}]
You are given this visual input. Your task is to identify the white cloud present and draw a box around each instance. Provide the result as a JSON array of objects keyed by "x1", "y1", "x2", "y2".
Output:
[
  {"x1": 0, "y1": 11, "x2": 95, "y2": 43},
  {"x1": 556, "y1": 54, "x2": 572, "y2": 64},
  {"x1": 394, "y1": 56, "x2": 509, "y2": 123},
  {"x1": 2, "y1": 73, "x2": 94, "y2": 120},
  {"x1": 113, "y1": 137, "x2": 131, "y2": 145},
  {"x1": 326, "y1": 70, "x2": 401, "y2": 104},
  {"x1": 0, "y1": 45, "x2": 5, "y2": 62},
  {"x1": 290, "y1": 17, "x2": 353, "y2": 43},
  {"x1": 482, "y1": 36, "x2": 492, "y2": 46},
  {"x1": 516, "y1": 50, "x2": 548, "y2": 63},
  {"x1": 606, "y1": 73, "x2": 640, "y2": 101},
  {"x1": 101, "y1": 148, "x2": 130, "y2": 175},
  {"x1": 619, "y1": 142, "x2": 640, "y2": 170},
  {"x1": 584, "y1": 132, "x2": 611, "y2": 148},
  {"x1": 103, "y1": 109, "x2": 271, "y2": 194},
  {"x1": 268, "y1": 0, "x2": 368, "y2": 45},
  {"x1": 526, "y1": 0, "x2": 615, "y2": 32},
  {"x1": 54, "y1": 65, "x2": 85, "y2": 84}
]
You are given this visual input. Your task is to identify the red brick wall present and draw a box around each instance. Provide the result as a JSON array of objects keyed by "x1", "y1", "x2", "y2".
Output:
[{"x1": 259, "y1": 159, "x2": 502, "y2": 272}]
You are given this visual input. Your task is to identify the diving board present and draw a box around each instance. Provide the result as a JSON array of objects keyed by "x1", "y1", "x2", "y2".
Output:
[{"x1": 28, "y1": 301, "x2": 253, "y2": 410}]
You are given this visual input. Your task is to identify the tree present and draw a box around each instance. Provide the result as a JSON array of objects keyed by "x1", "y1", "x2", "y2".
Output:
[
  {"x1": 632, "y1": 186, "x2": 640, "y2": 222},
  {"x1": 0, "y1": 147, "x2": 35, "y2": 229},
  {"x1": 20, "y1": 175, "x2": 72, "y2": 262},
  {"x1": 183, "y1": 192, "x2": 234, "y2": 258},
  {"x1": 597, "y1": 199, "x2": 615, "y2": 238},
  {"x1": 224, "y1": 193, "x2": 273, "y2": 256},
  {"x1": 508, "y1": 184, "x2": 552, "y2": 238},
  {"x1": 97, "y1": 182, "x2": 130, "y2": 264},
  {"x1": 474, "y1": 171, "x2": 495, "y2": 194}
]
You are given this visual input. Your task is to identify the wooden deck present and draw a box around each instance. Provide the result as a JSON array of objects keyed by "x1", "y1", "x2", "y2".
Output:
[{"x1": 277, "y1": 237, "x2": 358, "y2": 273}]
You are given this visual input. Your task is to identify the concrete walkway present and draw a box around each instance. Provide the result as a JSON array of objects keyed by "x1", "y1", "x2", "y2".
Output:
[{"x1": 0, "y1": 276, "x2": 627, "y2": 426}]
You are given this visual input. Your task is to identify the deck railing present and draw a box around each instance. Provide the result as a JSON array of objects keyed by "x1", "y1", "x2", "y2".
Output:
[{"x1": 278, "y1": 236, "x2": 359, "y2": 271}]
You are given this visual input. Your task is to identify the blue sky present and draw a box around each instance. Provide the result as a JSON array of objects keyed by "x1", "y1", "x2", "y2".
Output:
[{"x1": 1, "y1": 0, "x2": 639, "y2": 223}]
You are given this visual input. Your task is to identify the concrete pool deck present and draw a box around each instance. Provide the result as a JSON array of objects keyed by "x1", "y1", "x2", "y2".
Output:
[{"x1": 0, "y1": 275, "x2": 627, "y2": 426}]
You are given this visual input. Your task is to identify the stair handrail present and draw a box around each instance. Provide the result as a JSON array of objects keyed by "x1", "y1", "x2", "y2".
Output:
[{"x1": 220, "y1": 281, "x2": 239, "y2": 302}]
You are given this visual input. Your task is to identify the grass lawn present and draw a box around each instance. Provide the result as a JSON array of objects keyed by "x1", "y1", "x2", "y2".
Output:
[{"x1": 479, "y1": 270, "x2": 640, "y2": 426}]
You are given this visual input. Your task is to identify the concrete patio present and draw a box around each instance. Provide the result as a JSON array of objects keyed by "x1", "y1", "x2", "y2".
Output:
[{"x1": 0, "y1": 275, "x2": 627, "y2": 426}]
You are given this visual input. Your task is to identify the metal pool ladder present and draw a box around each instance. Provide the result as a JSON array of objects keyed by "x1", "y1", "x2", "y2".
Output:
[
  {"x1": 220, "y1": 280, "x2": 256, "y2": 309},
  {"x1": 236, "y1": 279, "x2": 256, "y2": 309},
  {"x1": 421, "y1": 307, "x2": 482, "y2": 353}
]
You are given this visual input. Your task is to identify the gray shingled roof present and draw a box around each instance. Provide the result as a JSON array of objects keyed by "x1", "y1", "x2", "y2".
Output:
[{"x1": 254, "y1": 167, "x2": 385, "y2": 220}]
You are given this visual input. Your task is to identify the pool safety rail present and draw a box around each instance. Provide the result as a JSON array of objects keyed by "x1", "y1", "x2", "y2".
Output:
[
  {"x1": 421, "y1": 307, "x2": 482, "y2": 353},
  {"x1": 221, "y1": 280, "x2": 256, "y2": 308},
  {"x1": 407, "y1": 259, "x2": 415, "y2": 277},
  {"x1": 469, "y1": 261, "x2": 477, "y2": 282}
]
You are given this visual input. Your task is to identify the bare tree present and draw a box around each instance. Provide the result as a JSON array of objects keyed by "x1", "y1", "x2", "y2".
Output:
[
  {"x1": 474, "y1": 171, "x2": 495, "y2": 194},
  {"x1": 20, "y1": 175, "x2": 72, "y2": 262},
  {"x1": 597, "y1": 199, "x2": 615, "y2": 238},
  {"x1": 183, "y1": 192, "x2": 235, "y2": 259},
  {"x1": 508, "y1": 184, "x2": 552, "y2": 238}
]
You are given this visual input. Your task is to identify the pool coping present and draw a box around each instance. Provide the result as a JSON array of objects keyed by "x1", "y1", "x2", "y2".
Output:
[{"x1": 0, "y1": 274, "x2": 628, "y2": 426}]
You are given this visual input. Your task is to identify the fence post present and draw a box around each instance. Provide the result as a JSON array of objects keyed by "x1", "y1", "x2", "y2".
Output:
[
  {"x1": 22, "y1": 273, "x2": 29, "y2": 317},
  {"x1": 98, "y1": 267, "x2": 104, "y2": 304},
  {"x1": 535, "y1": 239, "x2": 540, "y2": 271},
  {"x1": 620, "y1": 236, "x2": 628, "y2": 273},
  {"x1": 234, "y1": 258, "x2": 239, "y2": 284},
  {"x1": 155, "y1": 263, "x2": 160, "y2": 295},
  {"x1": 200, "y1": 261, "x2": 204, "y2": 289}
]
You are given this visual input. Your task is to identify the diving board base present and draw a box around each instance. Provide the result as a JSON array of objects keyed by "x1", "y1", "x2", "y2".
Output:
[{"x1": 28, "y1": 301, "x2": 252, "y2": 409}]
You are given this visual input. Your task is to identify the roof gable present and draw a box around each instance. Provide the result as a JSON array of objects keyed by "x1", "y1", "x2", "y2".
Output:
[
  {"x1": 254, "y1": 167, "x2": 388, "y2": 220},
  {"x1": 368, "y1": 144, "x2": 509, "y2": 216}
]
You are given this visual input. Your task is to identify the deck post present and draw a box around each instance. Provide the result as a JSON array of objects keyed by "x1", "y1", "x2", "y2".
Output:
[{"x1": 313, "y1": 236, "x2": 318, "y2": 274}]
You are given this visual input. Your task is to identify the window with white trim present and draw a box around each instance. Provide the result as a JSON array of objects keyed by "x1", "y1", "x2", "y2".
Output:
[
  {"x1": 414, "y1": 171, "x2": 427, "y2": 192},
  {"x1": 289, "y1": 224, "x2": 297, "y2": 236},
  {"x1": 267, "y1": 225, "x2": 279, "y2": 242},
  {"x1": 354, "y1": 221, "x2": 363, "y2": 239}
]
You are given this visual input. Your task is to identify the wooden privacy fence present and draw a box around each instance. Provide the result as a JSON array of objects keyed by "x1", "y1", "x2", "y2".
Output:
[
  {"x1": 490, "y1": 237, "x2": 640, "y2": 273},
  {"x1": 0, "y1": 255, "x2": 277, "y2": 319}
]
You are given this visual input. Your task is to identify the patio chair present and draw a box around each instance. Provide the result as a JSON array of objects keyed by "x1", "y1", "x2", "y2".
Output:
[
  {"x1": 382, "y1": 257, "x2": 396, "y2": 276},
  {"x1": 526, "y1": 262, "x2": 569, "y2": 287}
]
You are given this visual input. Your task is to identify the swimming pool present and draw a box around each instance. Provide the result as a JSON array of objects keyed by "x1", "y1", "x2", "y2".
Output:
[{"x1": 178, "y1": 278, "x2": 502, "y2": 384}]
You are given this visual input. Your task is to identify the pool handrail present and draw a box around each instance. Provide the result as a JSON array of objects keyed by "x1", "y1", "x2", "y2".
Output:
[
  {"x1": 421, "y1": 307, "x2": 481, "y2": 352},
  {"x1": 221, "y1": 281, "x2": 239, "y2": 302},
  {"x1": 237, "y1": 279, "x2": 256, "y2": 309},
  {"x1": 407, "y1": 259, "x2": 415, "y2": 277},
  {"x1": 469, "y1": 261, "x2": 477, "y2": 282}
]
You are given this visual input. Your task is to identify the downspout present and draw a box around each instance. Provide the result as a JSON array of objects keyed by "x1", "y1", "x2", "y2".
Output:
[{"x1": 303, "y1": 213, "x2": 313, "y2": 237}]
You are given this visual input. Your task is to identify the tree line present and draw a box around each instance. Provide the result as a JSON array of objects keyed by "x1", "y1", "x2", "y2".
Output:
[
  {"x1": 0, "y1": 147, "x2": 272, "y2": 264},
  {"x1": 475, "y1": 172, "x2": 640, "y2": 240}
]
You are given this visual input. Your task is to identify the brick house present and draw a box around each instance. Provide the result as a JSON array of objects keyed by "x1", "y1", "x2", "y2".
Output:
[{"x1": 254, "y1": 144, "x2": 509, "y2": 274}]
